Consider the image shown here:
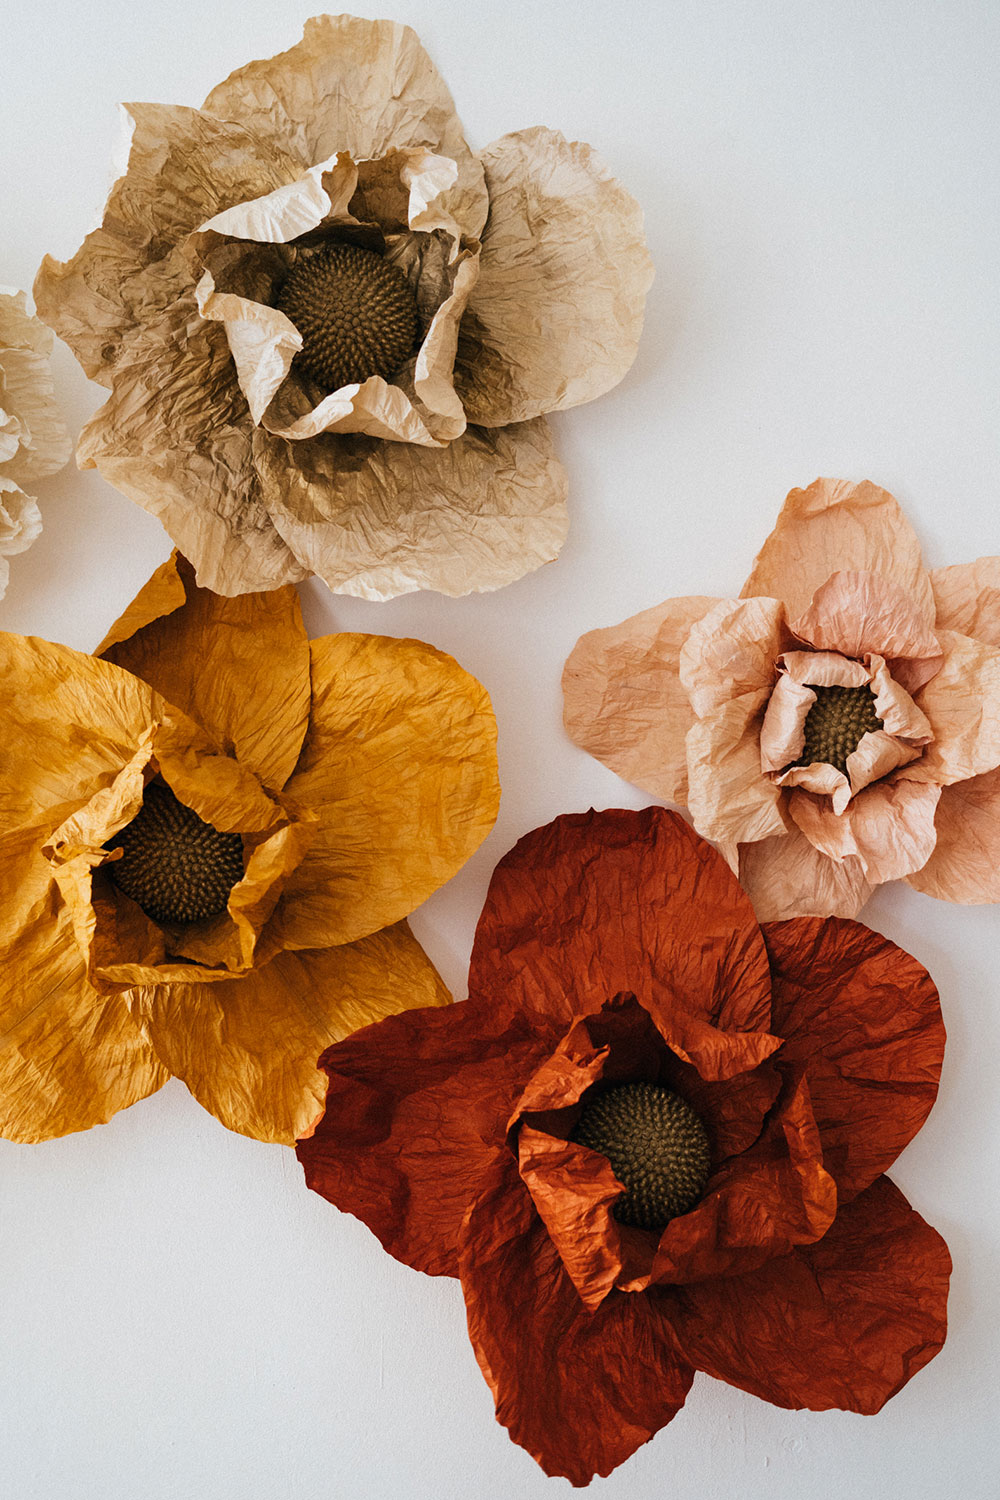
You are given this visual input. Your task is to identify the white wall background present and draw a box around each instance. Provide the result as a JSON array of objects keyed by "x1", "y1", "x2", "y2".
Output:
[{"x1": 2, "y1": 2, "x2": 999, "y2": 1495}]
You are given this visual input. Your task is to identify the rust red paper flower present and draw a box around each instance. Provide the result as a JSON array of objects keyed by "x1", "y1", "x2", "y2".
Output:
[{"x1": 298, "y1": 807, "x2": 950, "y2": 1485}]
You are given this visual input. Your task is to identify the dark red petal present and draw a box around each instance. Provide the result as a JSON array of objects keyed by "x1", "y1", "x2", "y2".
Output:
[
  {"x1": 297, "y1": 1001, "x2": 547, "y2": 1276},
  {"x1": 666, "y1": 1175, "x2": 950, "y2": 1412},
  {"x1": 459, "y1": 1152, "x2": 695, "y2": 1486},
  {"x1": 469, "y1": 808, "x2": 772, "y2": 1033},
  {"x1": 763, "y1": 917, "x2": 945, "y2": 1200}
]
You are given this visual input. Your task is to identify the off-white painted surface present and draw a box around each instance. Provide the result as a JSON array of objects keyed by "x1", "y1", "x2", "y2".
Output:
[{"x1": 1, "y1": 2, "x2": 998, "y2": 1495}]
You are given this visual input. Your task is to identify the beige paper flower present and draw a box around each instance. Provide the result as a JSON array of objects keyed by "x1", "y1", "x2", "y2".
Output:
[
  {"x1": 34, "y1": 15, "x2": 653, "y2": 601},
  {"x1": 564, "y1": 479, "x2": 1000, "y2": 919},
  {"x1": 0, "y1": 289, "x2": 70, "y2": 600}
]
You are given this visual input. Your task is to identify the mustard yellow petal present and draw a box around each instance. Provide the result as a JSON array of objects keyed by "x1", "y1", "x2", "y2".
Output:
[
  {"x1": 130, "y1": 920, "x2": 450, "y2": 1144},
  {"x1": 97, "y1": 554, "x2": 311, "y2": 790},
  {"x1": 267, "y1": 633, "x2": 499, "y2": 950},
  {"x1": 0, "y1": 827, "x2": 166, "y2": 1142}
]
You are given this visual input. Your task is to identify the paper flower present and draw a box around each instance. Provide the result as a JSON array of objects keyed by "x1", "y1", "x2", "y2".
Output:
[
  {"x1": 0, "y1": 554, "x2": 499, "y2": 1144},
  {"x1": 564, "y1": 477, "x2": 1000, "y2": 918},
  {"x1": 34, "y1": 14, "x2": 652, "y2": 601},
  {"x1": 0, "y1": 288, "x2": 70, "y2": 600},
  {"x1": 298, "y1": 807, "x2": 950, "y2": 1486}
]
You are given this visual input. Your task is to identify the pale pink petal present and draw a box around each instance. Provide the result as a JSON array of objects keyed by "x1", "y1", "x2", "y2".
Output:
[
  {"x1": 759, "y1": 676, "x2": 814, "y2": 772},
  {"x1": 562, "y1": 596, "x2": 718, "y2": 804},
  {"x1": 790, "y1": 570, "x2": 941, "y2": 684},
  {"x1": 905, "y1": 629, "x2": 1000, "y2": 786},
  {"x1": 868, "y1": 657, "x2": 933, "y2": 741},
  {"x1": 775, "y1": 760, "x2": 852, "y2": 813},
  {"x1": 686, "y1": 706, "x2": 788, "y2": 847},
  {"x1": 739, "y1": 826, "x2": 872, "y2": 921},
  {"x1": 906, "y1": 768, "x2": 1000, "y2": 902},
  {"x1": 679, "y1": 597, "x2": 789, "y2": 716},
  {"x1": 741, "y1": 479, "x2": 935, "y2": 626},
  {"x1": 789, "y1": 780, "x2": 941, "y2": 884},
  {"x1": 930, "y1": 558, "x2": 1000, "y2": 648},
  {"x1": 844, "y1": 730, "x2": 921, "y2": 795},
  {"x1": 779, "y1": 650, "x2": 870, "y2": 688}
]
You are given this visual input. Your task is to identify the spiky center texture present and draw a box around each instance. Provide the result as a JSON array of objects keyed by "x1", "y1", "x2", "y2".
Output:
[
  {"x1": 104, "y1": 781, "x2": 245, "y2": 926},
  {"x1": 275, "y1": 243, "x2": 419, "y2": 393},
  {"x1": 791, "y1": 683, "x2": 883, "y2": 776},
  {"x1": 571, "y1": 1082, "x2": 712, "y2": 1231}
]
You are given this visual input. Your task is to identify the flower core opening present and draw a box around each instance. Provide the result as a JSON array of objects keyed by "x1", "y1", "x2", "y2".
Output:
[
  {"x1": 275, "y1": 243, "x2": 419, "y2": 393},
  {"x1": 104, "y1": 780, "x2": 245, "y2": 926},
  {"x1": 789, "y1": 683, "x2": 883, "y2": 776},
  {"x1": 571, "y1": 1081, "x2": 711, "y2": 1230}
]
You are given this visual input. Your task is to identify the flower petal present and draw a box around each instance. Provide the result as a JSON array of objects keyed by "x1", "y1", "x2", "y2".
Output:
[
  {"x1": 762, "y1": 917, "x2": 945, "y2": 1199},
  {"x1": 298, "y1": 999, "x2": 545, "y2": 1275},
  {"x1": 269, "y1": 633, "x2": 499, "y2": 950},
  {"x1": 741, "y1": 479, "x2": 935, "y2": 625},
  {"x1": 96, "y1": 553, "x2": 311, "y2": 791},
  {"x1": 788, "y1": 779, "x2": 941, "y2": 884},
  {"x1": 130, "y1": 921, "x2": 446, "y2": 1145},
  {"x1": 905, "y1": 628, "x2": 1000, "y2": 785},
  {"x1": 252, "y1": 417, "x2": 568, "y2": 600},
  {"x1": 0, "y1": 829, "x2": 166, "y2": 1142},
  {"x1": 790, "y1": 570, "x2": 941, "y2": 678},
  {"x1": 459, "y1": 1152, "x2": 694, "y2": 1486},
  {"x1": 667, "y1": 1175, "x2": 950, "y2": 1413},
  {"x1": 562, "y1": 596, "x2": 717, "y2": 804},
  {"x1": 0, "y1": 288, "x2": 71, "y2": 486},
  {"x1": 930, "y1": 557, "x2": 1000, "y2": 647},
  {"x1": 739, "y1": 825, "x2": 873, "y2": 921},
  {"x1": 906, "y1": 767, "x2": 1000, "y2": 902},
  {"x1": 454, "y1": 127, "x2": 653, "y2": 426},
  {"x1": 468, "y1": 808, "x2": 773, "y2": 1033},
  {"x1": 202, "y1": 16, "x2": 488, "y2": 239}
]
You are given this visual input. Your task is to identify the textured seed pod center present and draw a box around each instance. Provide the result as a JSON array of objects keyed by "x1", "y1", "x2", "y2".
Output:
[
  {"x1": 571, "y1": 1082, "x2": 712, "y2": 1231},
  {"x1": 104, "y1": 781, "x2": 245, "y2": 926},
  {"x1": 792, "y1": 683, "x2": 883, "y2": 776},
  {"x1": 275, "y1": 243, "x2": 419, "y2": 393}
]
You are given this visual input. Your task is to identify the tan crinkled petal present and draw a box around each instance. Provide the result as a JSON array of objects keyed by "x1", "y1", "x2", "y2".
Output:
[
  {"x1": 268, "y1": 632, "x2": 499, "y2": 951},
  {"x1": 739, "y1": 826, "x2": 873, "y2": 921},
  {"x1": 129, "y1": 921, "x2": 450, "y2": 1145},
  {"x1": 562, "y1": 596, "x2": 718, "y2": 804},
  {"x1": 904, "y1": 629, "x2": 1000, "y2": 786},
  {"x1": 759, "y1": 675, "x2": 815, "y2": 772},
  {"x1": 97, "y1": 553, "x2": 311, "y2": 792},
  {"x1": 867, "y1": 656, "x2": 933, "y2": 742},
  {"x1": 790, "y1": 570, "x2": 941, "y2": 674},
  {"x1": 686, "y1": 705, "x2": 789, "y2": 847},
  {"x1": 202, "y1": 15, "x2": 488, "y2": 240},
  {"x1": 774, "y1": 759, "x2": 851, "y2": 813},
  {"x1": 679, "y1": 597, "x2": 789, "y2": 717},
  {"x1": 0, "y1": 288, "x2": 71, "y2": 488},
  {"x1": 34, "y1": 103, "x2": 299, "y2": 383},
  {"x1": 789, "y1": 780, "x2": 942, "y2": 884},
  {"x1": 77, "y1": 269, "x2": 304, "y2": 596},
  {"x1": 930, "y1": 558, "x2": 1000, "y2": 648},
  {"x1": 253, "y1": 417, "x2": 568, "y2": 599},
  {"x1": 0, "y1": 828, "x2": 166, "y2": 1143},
  {"x1": 843, "y1": 730, "x2": 921, "y2": 794},
  {"x1": 454, "y1": 127, "x2": 653, "y2": 426},
  {"x1": 906, "y1": 768, "x2": 1000, "y2": 902},
  {"x1": 742, "y1": 479, "x2": 935, "y2": 626},
  {"x1": 0, "y1": 481, "x2": 42, "y2": 583}
]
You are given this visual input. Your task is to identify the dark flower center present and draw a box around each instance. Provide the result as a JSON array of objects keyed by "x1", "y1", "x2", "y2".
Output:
[
  {"x1": 104, "y1": 781, "x2": 245, "y2": 926},
  {"x1": 275, "y1": 243, "x2": 419, "y2": 394},
  {"x1": 571, "y1": 1082, "x2": 711, "y2": 1230},
  {"x1": 789, "y1": 683, "x2": 883, "y2": 776}
]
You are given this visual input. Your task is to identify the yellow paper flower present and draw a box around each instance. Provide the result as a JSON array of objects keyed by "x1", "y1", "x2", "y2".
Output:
[
  {"x1": 34, "y1": 14, "x2": 653, "y2": 601},
  {"x1": 0, "y1": 555, "x2": 499, "y2": 1144},
  {"x1": 0, "y1": 288, "x2": 70, "y2": 599}
]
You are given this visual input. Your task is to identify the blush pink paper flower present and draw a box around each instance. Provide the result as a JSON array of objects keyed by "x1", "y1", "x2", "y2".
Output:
[{"x1": 563, "y1": 478, "x2": 1000, "y2": 919}]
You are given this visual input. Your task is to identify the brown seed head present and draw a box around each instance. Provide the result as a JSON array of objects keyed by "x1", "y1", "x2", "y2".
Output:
[
  {"x1": 792, "y1": 683, "x2": 883, "y2": 776},
  {"x1": 104, "y1": 780, "x2": 245, "y2": 926}
]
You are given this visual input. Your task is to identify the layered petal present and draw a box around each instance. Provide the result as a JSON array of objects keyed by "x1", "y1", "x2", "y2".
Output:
[
  {"x1": 739, "y1": 826, "x2": 873, "y2": 922},
  {"x1": 905, "y1": 629, "x2": 1000, "y2": 785},
  {"x1": 97, "y1": 553, "x2": 311, "y2": 790},
  {"x1": 788, "y1": 779, "x2": 941, "y2": 884},
  {"x1": 129, "y1": 921, "x2": 447, "y2": 1145},
  {"x1": 930, "y1": 557, "x2": 1000, "y2": 647},
  {"x1": 667, "y1": 1176, "x2": 950, "y2": 1413},
  {"x1": 562, "y1": 595, "x2": 717, "y2": 804},
  {"x1": 763, "y1": 918, "x2": 945, "y2": 1198},
  {"x1": 270, "y1": 633, "x2": 499, "y2": 950},
  {"x1": 0, "y1": 287, "x2": 71, "y2": 488},
  {"x1": 468, "y1": 808, "x2": 773, "y2": 1033},
  {"x1": 202, "y1": 15, "x2": 488, "y2": 239},
  {"x1": 298, "y1": 999, "x2": 546, "y2": 1274},
  {"x1": 741, "y1": 479, "x2": 935, "y2": 626},
  {"x1": 459, "y1": 1152, "x2": 694, "y2": 1487},
  {"x1": 790, "y1": 570, "x2": 941, "y2": 689},
  {"x1": 455, "y1": 128, "x2": 653, "y2": 426},
  {"x1": 252, "y1": 416, "x2": 568, "y2": 600},
  {"x1": 906, "y1": 767, "x2": 1000, "y2": 902}
]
